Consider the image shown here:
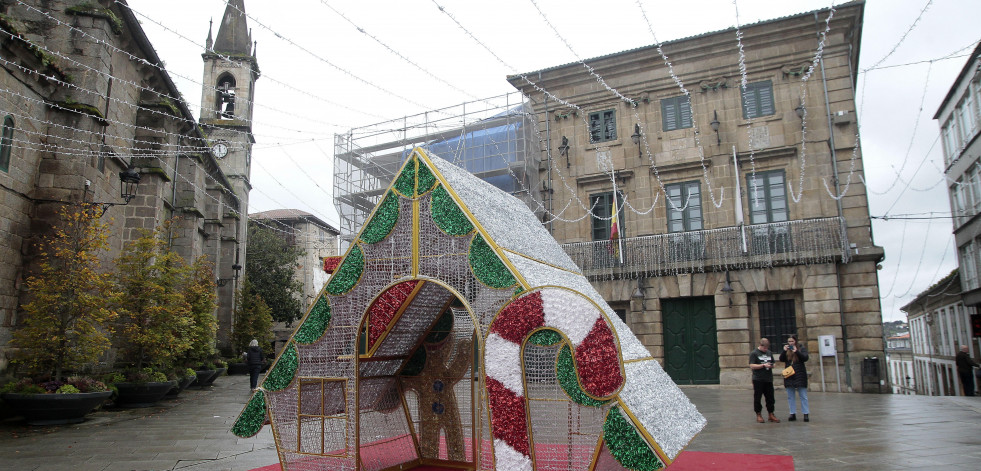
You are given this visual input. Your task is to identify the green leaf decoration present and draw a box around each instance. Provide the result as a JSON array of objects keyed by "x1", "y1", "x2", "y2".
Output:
[
  {"x1": 528, "y1": 328, "x2": 563, "y2": 347},
  {"x1": 557, "y1": 345, "x2": 610, "y2": 407},
  {"x1": 468, "y1": 234, "x2": 517, "y2": 289},
  {"x1": 326, "y1": 244, "x2": 364, "y2": 295},
  {"x1": 361, "y1": 191, "x2": 400, "y2": 244},
  {"x1": 232, "y1": 390, "x2": 266, "y2": 437},
  {"x1": 604, "y1": 405, "x2": 664, "y2": 470},
  {"x1": 430, "y1": 185, "x2": 474, "y2": 236},
  {"x1": 294, "y1": 295, "x2": 331, "y2": 344},
  {"x1": 394, "y1": 157, "x2": 416, "y2": 197},
  {"x1": 262, "y1": 343, "x2": 298, "y2": 391},
  {"x1": 416, "y1": 159, "x2": 437, "y2": 195}
]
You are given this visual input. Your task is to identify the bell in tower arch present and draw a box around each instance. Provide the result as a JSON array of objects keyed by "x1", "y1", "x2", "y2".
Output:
[{"x1": 216, "y1": 75, "x2": 236, "y2": 120}]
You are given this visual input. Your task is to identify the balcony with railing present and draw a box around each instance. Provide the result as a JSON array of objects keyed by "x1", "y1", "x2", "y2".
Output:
[{"x1": 560, "y1": 217, "x2": 850, "y2": 279}]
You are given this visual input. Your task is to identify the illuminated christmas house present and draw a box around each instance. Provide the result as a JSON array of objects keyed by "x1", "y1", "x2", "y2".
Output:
[{"x1": 233, "y1": 148, "x2": 704, "y2": 470}]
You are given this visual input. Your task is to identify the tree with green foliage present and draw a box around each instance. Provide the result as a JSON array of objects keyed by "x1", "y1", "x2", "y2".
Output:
[
  {"x1": 245, "y1": 222, "x2": 304, "y2": 324},
  {"x1": 181, "y1": 257, "x2": 219, "y2": 367},
  {"x1": 11, "y1": 203, "x2": 118, "y2": 381},
  {"x1": 113, "y1": 225, "x2": 193, "y2": 372},
  {"x1": 232, "y1": 279, "x2": 274, "y2": 355}
]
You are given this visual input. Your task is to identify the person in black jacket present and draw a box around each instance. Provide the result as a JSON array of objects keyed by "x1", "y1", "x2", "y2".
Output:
[
  {"x1": 749, "y1": 338, "x2": 780, "y2": 423},
  {"x1": 779, "y1": 334, "x2": 809, "y2": 422},
  {"x1": 955, "y1": 345, "x2": 979, "y2": 396},
  {"x1": 246, "y1": 339, "x2": 264, "y2": 392}
]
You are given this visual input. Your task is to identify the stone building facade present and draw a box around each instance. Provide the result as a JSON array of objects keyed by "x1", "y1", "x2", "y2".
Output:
[
  {"x1": 901, "y1": 270, "x2": 979, "y2": 396},
  {"x1": 0, "y1": 0, "x2": 255, "y2": 369},
  {"x1": 508, "y1": 1, "x2": 885, "y2": 391},
  {"x1": 937, "y1": 43, "x2": 981, "y2": 310}
]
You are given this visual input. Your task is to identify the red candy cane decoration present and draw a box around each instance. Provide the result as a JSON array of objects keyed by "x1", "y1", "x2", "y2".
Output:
[{"x1": 483, "y1": 288, "x2": 624, "y2": 470}]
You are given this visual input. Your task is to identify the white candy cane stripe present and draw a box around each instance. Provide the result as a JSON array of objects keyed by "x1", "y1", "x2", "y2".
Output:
[
  {"x1": 493, "y1": 439, "x2": 533, "y2": 471},
  {"x1": 541, "y1": 288, "x2": 602, "y2": 346},
  {"x1": 484, "y1": 332, "x2": 525, "y2": 395}
]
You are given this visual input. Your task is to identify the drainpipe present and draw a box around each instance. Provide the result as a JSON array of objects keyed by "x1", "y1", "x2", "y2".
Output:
[
  {"x1": 541, "y1": 71, "x2": 553, "y2": 234},
  {"x1": 817, "y1": 11, "x2": 852, "y2": 390}
]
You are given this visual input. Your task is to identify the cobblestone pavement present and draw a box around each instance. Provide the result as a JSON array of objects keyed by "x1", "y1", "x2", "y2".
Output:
[{"x1": 2, "y1": 375, "x2": 980, "y2": 470}]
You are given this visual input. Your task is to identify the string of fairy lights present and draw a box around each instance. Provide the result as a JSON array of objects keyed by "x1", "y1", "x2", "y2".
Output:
[{"x1": 0, "y1": 0, "x2": 973, "y2": 316}]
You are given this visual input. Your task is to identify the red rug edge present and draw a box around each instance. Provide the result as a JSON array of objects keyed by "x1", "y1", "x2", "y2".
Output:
[{"x1": 249, "y1": 451, "x2": 793, "y2": 471}]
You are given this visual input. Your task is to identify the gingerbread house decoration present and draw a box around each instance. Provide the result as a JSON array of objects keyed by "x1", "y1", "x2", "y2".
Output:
[{"x1": 233, "y1": 148, "x2": 705, "y2": 470}]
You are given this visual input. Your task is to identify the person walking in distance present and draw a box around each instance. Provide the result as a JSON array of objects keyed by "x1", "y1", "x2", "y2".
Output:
[
  {"x1": 749, "y1": 338, "x2": 780, "y2": 423},
  {"x1": 955, "y1": 344, "x2": 979, "y2": 397},
  {"x1": 780, "y1": 335, "x2": 810, "y2": 422},
  {"x1": 246, "y1": 339, "x2": 264, "y2": 392}
]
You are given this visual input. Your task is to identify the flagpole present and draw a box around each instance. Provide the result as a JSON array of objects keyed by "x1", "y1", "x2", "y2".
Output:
[{"x1": 612, "y1": 171, "x2": 624, "y2": 264}]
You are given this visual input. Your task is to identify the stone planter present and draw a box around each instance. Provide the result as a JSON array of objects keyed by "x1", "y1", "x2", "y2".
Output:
[
  {"x1": 228, "y1": 362, "x2": 248, "y2": 375},
  {"x1": 166, "y1": 375, "x2": 196, "y2": 397},
  {"x1": 114, "y1": 381, "x2": 177, "y2": 407},
  {"x1": 0, "y1": 391, "x2": 112, "y2": 425},
  {"x1": 191, "y1": 369, "x2": 218, "y2": 389},
  {"x1": 205, "y1": 367, "x2": 227, "y2": 386}
]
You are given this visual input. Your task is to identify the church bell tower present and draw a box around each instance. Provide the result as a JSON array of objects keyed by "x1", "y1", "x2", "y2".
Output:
[{"x1": 201, "y1": 0, "x2": 258, "y2": 349}]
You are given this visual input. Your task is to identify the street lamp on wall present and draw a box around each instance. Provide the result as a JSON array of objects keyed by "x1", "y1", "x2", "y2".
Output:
[
  {"x1": 710, "y1": 110, "x2": 721, "y2": 145},
  {"x1": 217, "y1": 263, "x2": 243, "y2": 287},
  {"x1": 632, "y1": 277, "x2": 646, "y2": 311},
  {"x1": 720, "y1": 270, "x2": 733, "y2": 306},
  {"x1": 557, "y1": 135, "x2": 570, "y2": 168},
  {"x1": 119, "y1": 165, "x2": 141, "y2": 204},
  {"x1": 630, "y1": 123, "x2": 642, "y2": 159}
]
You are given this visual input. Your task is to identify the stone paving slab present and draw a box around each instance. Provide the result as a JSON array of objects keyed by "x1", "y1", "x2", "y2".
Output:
[{"x1": 2, "y1": 375, "x2": 981, "y2": 470}]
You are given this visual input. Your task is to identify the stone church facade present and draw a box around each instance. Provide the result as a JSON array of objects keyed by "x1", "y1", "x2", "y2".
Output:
[
  {"x1": 0, "y1": 0, "x2": 256, "y2": 369},
  {"x1": 509, "y1": 1, "x2": 886, "y2": 391}
]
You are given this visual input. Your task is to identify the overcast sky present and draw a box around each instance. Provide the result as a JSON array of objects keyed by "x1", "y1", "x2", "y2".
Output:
[{"x1": 123, "y1": 0, "x2": 981, "y2": 322}]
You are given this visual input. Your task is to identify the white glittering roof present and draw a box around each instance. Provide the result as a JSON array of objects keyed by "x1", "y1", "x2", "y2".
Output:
[{"x1": 425, "y1": 151, "x2": 581, "y2": 274}]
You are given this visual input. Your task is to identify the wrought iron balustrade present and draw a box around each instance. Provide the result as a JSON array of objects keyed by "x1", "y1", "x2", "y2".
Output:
[{"x1": 560, "y1": 217, "x2": 849, "y2": 279}]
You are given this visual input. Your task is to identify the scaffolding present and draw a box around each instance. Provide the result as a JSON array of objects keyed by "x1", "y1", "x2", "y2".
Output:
[{"x1": 333, "y1": 92, "x2": 541, "y2": 248}]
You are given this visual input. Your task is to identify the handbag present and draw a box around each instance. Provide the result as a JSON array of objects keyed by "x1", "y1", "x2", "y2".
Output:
[{"x1": 782, "y1": 365, "x2": 796, "y2": 378}]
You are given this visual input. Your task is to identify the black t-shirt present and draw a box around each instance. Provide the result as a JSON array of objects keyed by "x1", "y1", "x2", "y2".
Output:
[{"x1": 749, "y1": 348, "x2": 775, "y2": 382}]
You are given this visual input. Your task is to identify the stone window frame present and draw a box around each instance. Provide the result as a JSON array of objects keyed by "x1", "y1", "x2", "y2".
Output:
[
  {"x1": 0, "y1": 115, "x2": 13, "y2": 172},
  {"x1": 589, "y1": 190, "x2": 625, "y2": 241},
  {"x1": 749, "y1": 291, "x2": 804, "y2": 349},
  {"x1": 665, "y1": 180, "x2": 702, "y2": 233},
  {"x1": 741, "y1": 80, "x2": 775, "y2": 119},
  {"x1": 660, "y1": 95, "x2": 692, "y2": 132},
  {"x1": 588, "y1": 109, "x2": 617, "y2": 143},
  {"x1": 746, "y1": 169, "x2": 788, "y2": 224}
]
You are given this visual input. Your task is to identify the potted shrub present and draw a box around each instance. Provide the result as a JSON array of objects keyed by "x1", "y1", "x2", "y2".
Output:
[
  {"x1": 193, "y1": 357, "x2": 226, "y2": 388},
  {"x1": 166, "y1": 368, "x2": 198, "y2": 397},
  {"x1": 1, "y1": 377, "x2": 111, "y2": 425},
  {"x1": 0, "y1": 204, "x2": 116, "y2": 424},
  {"x1": 178, "y1": 258, "x2": 219, "y2": 380},
  {"x1": 106, "y1": 368, "x2": 176, "y2": 407},
  {"x1": 110, "y1": 224, "x2": 193, "y2": 406}
]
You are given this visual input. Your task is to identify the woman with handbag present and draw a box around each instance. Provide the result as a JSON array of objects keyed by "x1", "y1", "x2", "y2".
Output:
[{"x1": 779, "y1": 334, "x2": 809, "y2": 422}]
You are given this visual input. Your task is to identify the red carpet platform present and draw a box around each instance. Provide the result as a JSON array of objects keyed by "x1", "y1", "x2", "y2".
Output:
[
  {"x1": 669, "y1": 451, "x2": 794, "y2": 470},
  {"x1": 250, "y1": 451, "x2": 793, "y2": 470}
]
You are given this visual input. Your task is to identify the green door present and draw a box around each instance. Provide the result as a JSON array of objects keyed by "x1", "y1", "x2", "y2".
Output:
[{"x1": 663, "y1": 297, "x2": 720, "y2": 384}]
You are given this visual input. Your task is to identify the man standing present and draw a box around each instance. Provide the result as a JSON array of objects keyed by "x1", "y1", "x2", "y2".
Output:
[
  {"x1": 750, "y1": 338, "x2": 780, "y2": 423},
  {"x1": 955, "y1": 345, "x2": 979, "y2": 397}
]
